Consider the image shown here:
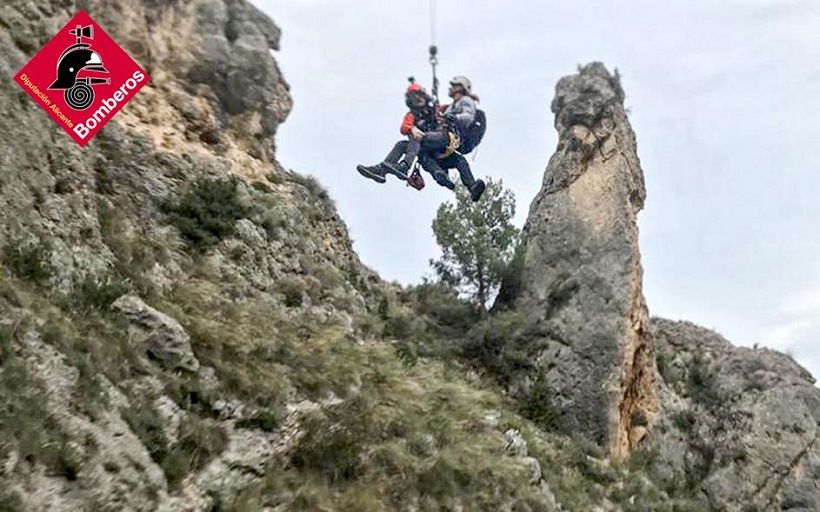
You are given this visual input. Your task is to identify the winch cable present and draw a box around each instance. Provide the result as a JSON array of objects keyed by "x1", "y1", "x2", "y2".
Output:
[{"x1": 428, "y1": 0, "x2": 440, "y2": 106}]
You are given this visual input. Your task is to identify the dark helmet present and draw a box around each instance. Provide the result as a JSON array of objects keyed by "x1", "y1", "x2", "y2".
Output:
[
  {"x1": 405, "y1": 84, "x2": 431, "y2": 110},
  {"x1": 49, "y1": 44, "x2": 109, "y2": 90}
]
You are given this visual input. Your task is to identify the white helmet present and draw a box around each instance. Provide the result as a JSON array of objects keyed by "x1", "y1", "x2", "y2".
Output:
[{"x1": 449, "y1": 75, "x2": 472, "y2": 92}]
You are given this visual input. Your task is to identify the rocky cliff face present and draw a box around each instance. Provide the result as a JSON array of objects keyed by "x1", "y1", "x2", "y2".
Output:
[
  {"x1": 650, "y1": 319, "x2": 820, "y2": 511},
  {"x1": 499, "y1": 63, "x2": 656, "y2": 459},
  {"x1": 0, "y1": 0, "x2": 316, "y2": 290},
  {"x1": 0, "y1": 1, "x2": 380, "y2": 510}
]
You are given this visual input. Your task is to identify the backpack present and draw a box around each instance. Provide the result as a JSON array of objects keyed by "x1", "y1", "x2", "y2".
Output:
[{"x1": 458, "y1": 109, "x2": 486, "y2": 154}]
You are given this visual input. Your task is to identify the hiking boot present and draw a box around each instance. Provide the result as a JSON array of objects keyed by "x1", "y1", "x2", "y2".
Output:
[
  {"x1": 381, "y1": 160, "x2": 410, "y2": 180},
  {"x1": 357, "y1": 164, "x2": 387, "y2": 184},
  {"x1": 469, "y1": 179, "x2": 486, "y2": 202},
  {"x1": 431, "y1": 170, "x2": 455, "y2": 190}
]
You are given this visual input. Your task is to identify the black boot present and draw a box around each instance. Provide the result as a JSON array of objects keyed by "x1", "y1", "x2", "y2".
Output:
[
  {"x1": 469, "y1": 179, "x2": 486, "y2": 202},
  {"x1": 357, "y1": 164, "x2": 387, "y2": 183},
  {"x1": 381, "y1": 160, "x2": 410, "y2": 180}
]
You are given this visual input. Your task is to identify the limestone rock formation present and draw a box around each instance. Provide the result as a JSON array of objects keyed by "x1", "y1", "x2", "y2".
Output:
[
  {"x1": 111, "y1": 294, "x2": 200, "y2": 372},
  {"x1": 649, "y1": 319, "x2": 820, "y2": 510},
  {"x1": 500, "y1": 63, "x2": 656, "y2": 459}
]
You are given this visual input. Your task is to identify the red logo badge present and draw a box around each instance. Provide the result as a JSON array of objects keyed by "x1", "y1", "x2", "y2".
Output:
[{"x1": 13, "y1": 11, "x2": 149, "y2": 146}]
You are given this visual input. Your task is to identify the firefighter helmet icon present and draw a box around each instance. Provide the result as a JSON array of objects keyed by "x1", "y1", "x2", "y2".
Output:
[{"x1": 48, "y1": 24, "x2": 110, "y2": 110}]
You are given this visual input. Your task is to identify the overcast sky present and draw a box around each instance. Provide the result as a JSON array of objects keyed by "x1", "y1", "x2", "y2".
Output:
[{"x1": 257, "y1": 0, "x2": 820, "y2": 382}]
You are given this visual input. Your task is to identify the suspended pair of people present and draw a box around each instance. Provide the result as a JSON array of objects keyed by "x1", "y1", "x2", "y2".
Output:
[{"x1": 357, "y1": 75, "x2": 487, "y2": 202}]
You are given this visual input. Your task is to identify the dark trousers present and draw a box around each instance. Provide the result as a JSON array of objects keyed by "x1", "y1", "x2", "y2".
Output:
[
  {"x1": 404, "y1": 130, "x2": 448, "y2": 165},
  {"x1": 420, "y1": 152, "x2": 476, "y2": 188},
  {"x1": 384, "y1": 140, "x2": 408, "y2": 164},
  {"x1": 384, "y1": 136, "x2": 475, "y2": 187}
]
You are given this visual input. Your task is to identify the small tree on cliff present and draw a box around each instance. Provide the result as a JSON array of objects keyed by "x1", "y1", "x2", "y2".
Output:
[{"x1": 431, "y1": 178, "x2": 520, "y2": 313}]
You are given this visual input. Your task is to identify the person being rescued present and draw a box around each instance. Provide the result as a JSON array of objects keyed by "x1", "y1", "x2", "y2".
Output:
[
  {"x1": 355, "y1": 80, "x2": 433, "y2": 181},
  {"x1": 356, "y1": 76, "x2": 486, "y2": 202}
]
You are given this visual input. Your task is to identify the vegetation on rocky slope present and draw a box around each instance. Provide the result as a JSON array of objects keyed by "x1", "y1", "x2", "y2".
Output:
[{"x1": 0, "y1": 180, "x2": 705, "y2": 510}]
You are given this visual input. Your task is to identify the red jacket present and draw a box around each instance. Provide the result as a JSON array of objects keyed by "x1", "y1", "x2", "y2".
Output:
[
  {"x1": 400, "y1": 107, "x2": 441, "y2": 136},
  {"x1": 400, "y1": 111, "x2": 416, "y2": 136}
]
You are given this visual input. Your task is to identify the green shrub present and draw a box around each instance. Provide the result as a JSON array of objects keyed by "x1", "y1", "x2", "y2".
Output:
[
  {"x1": 462, "y1": 310, "x2": 530, "y2": 380},
  {"x1": 164, "y1": 176, "x2": 249, "y2": 251},
  {"x1": 672, "y1": 410, "x2": 697, "y2": 433},
  {"x1": 276, "y1": 276, "x2": 306, "y2": 308},
  {"x1": 0, "y1": 324, "x2": 87, "y2": 481},
  {"x1": 0, "y1": 488, "x2": 24, "y2": 512},
  {"x1": 48, "y1": 433, "x2": 83, "y2": 481},
  {"x1": 265, "y1": 171, "x2": 284, "y2": 185},
  {"x1": 97, "y1": 200, "x2": 158, "y2": 300},
  {"x1": 353, "y1": 313, "x2": 382, "y2": 341},
  {"x1": 393, "y1": 337, "x2": 419, "y2": 367},
  {"x1": 251, "y1": 181, "x2": 272, "y2": 193},
  {"x1": 289, "y1": 397, "x2": 373, "y2": 483},
  {"x1": 312, "y1": 264, "x2": 342, "y2": 291},
  {"x1": 174, "y1": 417, "x2": 229, "y2": 474},
  {"x1": 94, "y1": 160, "x2": 115, "y2": 194},
  {"x1": 686, "y1": 351, "x2": 719, "y2": 407},
  {"x1": 520, "y1": 373, "x2": 559, "y2": 431},
  {"x1": 2, "y1": 240, "x2": 53, "y2": 284},
  {"x1": 288, "y1": 173, "x2": 328, "y2": 201},
  {"x1": 122, "y1": 397, "x2": 228, "y2": 489},
  {"x1": 64, "y1": 273, "x2": 129, "y2": 313},
  {"x1": 121, "y1": 397, "x2": 169, "y2": 468},
  {"x1": 236, "y1": 409, "x2": 283, "y2": 432},
  {"x1": 164, "y1": 375, "x2": 219, "y2": 418},
  {"x1": 411, "y1": 281, "x2": 478, "y2": 334},
  {"x1": 164, "y1": 288, "x2": 294, "y2": 411},
  {"x1": 256, "y1": 208, "x2": 286, "y2": 239},
  {"x1": 382, "y1": 312, "x2": 414, "y2": 340}
]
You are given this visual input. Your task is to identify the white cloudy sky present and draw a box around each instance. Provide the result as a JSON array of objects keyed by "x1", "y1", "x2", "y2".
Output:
[{"x1": 257, "y1": 0, "x2": 820, "y2": 381}]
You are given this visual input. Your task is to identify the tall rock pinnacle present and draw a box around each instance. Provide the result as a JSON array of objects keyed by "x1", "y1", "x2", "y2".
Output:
[{"x1": 502, "y1": 63, "x2": 656, "y2": 458}]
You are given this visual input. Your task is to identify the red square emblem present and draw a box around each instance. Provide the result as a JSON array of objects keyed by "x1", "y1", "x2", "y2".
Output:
[{"x1": 13, "y1": 11, "x2": 149, "y2": 146}]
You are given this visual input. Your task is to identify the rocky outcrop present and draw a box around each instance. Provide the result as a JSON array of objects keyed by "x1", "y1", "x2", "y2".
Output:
[
  {"x1": 0, "y1": 0, "x2": 373, "y2": 302},
  {"x1": 112, "y1": 295, "x2": 200, "y2": 372},
  {"x1": 504, "y1": 428, "x2": 562, "y2": 509},
  {"x1": 649, "y1": 319, "x2": 820, "y2": 510},
  {"x1": 499, "y1": 63, "x2": 656, "y2": 458},
  {"x1": 0, "y1": 0, "x2": 294, "y2": 286}
]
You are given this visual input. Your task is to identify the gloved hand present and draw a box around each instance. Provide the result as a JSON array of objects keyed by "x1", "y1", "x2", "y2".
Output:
[{"x1": 443, "y1": 112, "x2": 457, "y2": 125}]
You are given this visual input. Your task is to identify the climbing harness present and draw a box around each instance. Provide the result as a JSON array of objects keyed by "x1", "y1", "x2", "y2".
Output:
[{"x1": 438, "y1": 131, "x2": 461, "y2": 159}]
